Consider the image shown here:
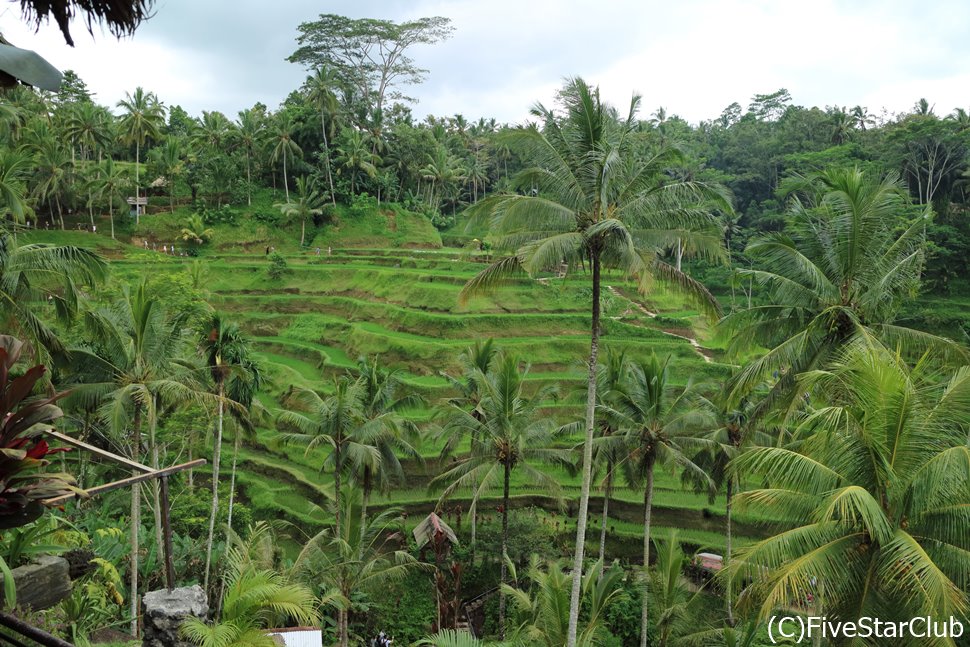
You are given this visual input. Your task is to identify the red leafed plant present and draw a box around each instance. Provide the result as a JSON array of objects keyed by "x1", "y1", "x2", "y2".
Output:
[{"x1": 0, "y1": 335, "x2": 81, "y2": 530}]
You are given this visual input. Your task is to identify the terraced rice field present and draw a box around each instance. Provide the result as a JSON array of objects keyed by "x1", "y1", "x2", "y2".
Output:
[{"x1": 111, "y1": 240, "x2": 762, "y2": 555}]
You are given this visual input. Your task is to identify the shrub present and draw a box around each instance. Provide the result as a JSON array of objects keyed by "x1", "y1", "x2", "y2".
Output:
[{"x1": 267, "y1": 252, "x2": 289, "y2": 280}]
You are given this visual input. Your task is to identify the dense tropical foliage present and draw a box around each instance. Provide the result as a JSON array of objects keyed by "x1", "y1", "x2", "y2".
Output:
[{"x1": 5, "y1": 11, "x2": 970, "y2": 647}]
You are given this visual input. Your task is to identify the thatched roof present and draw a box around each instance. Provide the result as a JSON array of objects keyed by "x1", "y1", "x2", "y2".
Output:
[
  {"x1": 412, "y1": 512, "x2": 458, "y2": 549},
  {"x1": 18, "y1": 0, "x2": 155, "y2": 47}
]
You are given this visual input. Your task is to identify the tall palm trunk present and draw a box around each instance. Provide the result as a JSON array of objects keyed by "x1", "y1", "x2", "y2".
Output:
[
  {"x1": 245, "y1": 152, "x2": 252, "y2": 206},
  {"x1": 135, "y1": 140, "x2": 140, "y2": 226},
  {"x1": 226, "y1": 431, "x2": 241, "y2": 533},
  {"x1": 333, "y1": 441, "x2": 342, "y2": 540},
  {"x1": 469, "y1": 423, "x2": 481, "y2": 562},
  {"x1": 150, "y1": 419, "x2": 165, "y2": 574},
  {"x1": 598, "y1": 463, "x2": 613, "y2": 566},
  {"x1": 338, "y1": 585, "x2": 350, "y2": 647},
  {"x1": 566, "y1": 251, "x2": 602, "y2": 647},
  {"x1": 282, "y1": 149, "x2": 290, "y2": 202},
  {"x1": 187, "y1": 428, "x2": 195, "y2": 491},
  {"x1": 216, "y1": 430, "x2": 243, "y2": 621},
  {"x1": 129, "y1": 405, "x2": 142, "y2": 637},
  {"x1": 56, "y1": 197, "x2": 64, "y2": 230},
  {"x1": 321, "y1": 117, "x2": 336, "y2": 206},
  {"x1": 109, "y1": 201, "x2": 115, "y2": 240},
  {"x1": 203, "y1": 380, "x2": 224, "y2": 591},
  {"x1": 640, "y1": 463, "x2": 655, "y2": 647},
  {"x1": 675, "y1": 239, "x2": 683, "y2": 272},
  {"x1": 79, "y1": 410, "x2": 91, "y2": 488},
  {"x1": 360, "y1": 467, "x2": 370, "y2": 556},
  {"x1": 498, "y1": 461, "x2": 511, "y2": 641},
  {"x1": 725, "y1": 476, "x2": 734, "y2": 625}
]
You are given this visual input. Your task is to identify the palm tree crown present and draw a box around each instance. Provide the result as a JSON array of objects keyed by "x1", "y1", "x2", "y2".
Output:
[
  {"x1": 0, "y1": 233, "x2": 106, "y2": 357},
  {"x1": 728, "y1": 342, "x2": 970, "y2": 632},
  {"x1": 722, "y1": 166, "x2": 966, "y2": 412}
]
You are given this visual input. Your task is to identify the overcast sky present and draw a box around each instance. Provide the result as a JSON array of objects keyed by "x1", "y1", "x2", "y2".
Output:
[{"x1": 3, "y1": 0, "x2": 970, "y2": 124}]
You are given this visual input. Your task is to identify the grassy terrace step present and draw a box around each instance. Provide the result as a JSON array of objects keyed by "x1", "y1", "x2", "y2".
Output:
[
  {"x1": 252, "y1": 351, "x2": 326, "y2": 394},
  {"x1": 228, "y1": 447, "x2": 765, "y2": 539},
  {"x1": 250, "y1": 331, "x2": 728, "y2": 391},
  {"x1": 209, "y1": 272, "x2": 591, "y2": 313},
  {"x1": 228, "y1": 455, "x2": 766, "y2": 552},
  {"x1": 217, "y1": 294, "x2": 688, "y2": 340},
  {"x1": 282, "y1": 325, "x2": 727, "y2": 381},
  {"x1": 232, "y1": 468, "x2": 748, "y2": 555},
  {"x1": 232, "y1": 434, "x2": 757, "y2": 522},
  {"x1": 195, "y1": 253, "x2": 491, "y2": 273}
]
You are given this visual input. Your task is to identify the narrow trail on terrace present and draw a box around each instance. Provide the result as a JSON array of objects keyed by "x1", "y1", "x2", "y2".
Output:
[{"x1": 606, "y1": 285, "x2": 713, "y2": 363}]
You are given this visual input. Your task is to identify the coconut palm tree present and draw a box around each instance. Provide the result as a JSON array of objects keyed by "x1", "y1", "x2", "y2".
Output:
[
  {"x1": 276, "y1": 377, "x2": 371, "y2": 543},
  {"x1": 850, "y1": 105, "x2": 875, "y2": 132},
  {"x1": 420, "y1": 145, "x2": 465, "y2": 211},
  {"x1": 192, "y1": 110, "x2": 235, "y2": 152},
  {"x1": 721, "y1": 167, "x2": 968, "y2": 416},
  {"x1": 830, "y1": 107, "x2": 855, "y2": 145},
  {"x1": 685, "y1": 391, "x2": 777, "y2": 626},
  {"x1": 214, "y1": 359, "x2": 265, "y2": 618},
  {"x1": 294, "y1": 498, "x2": 419, "y2": 647},
  {"x1": 88, "y1": 158, "x2": 129, "y2": 240},
  {"x1": 199, "y1": 314, "x2": 250, "y2": 591},
  {"x1": 235, "y1": 108, "x2": 265, "y2": 206},
  {"x1": 0, "y1": 233, "x2": 106, "y2": 359},
  {"x1": 592, "y1": 349, "x2": 627, "y2": 566},
  {"x1": 0, "y1": 102, "x2": 22, "y2": 143},
  {"x1": 274, "y1": 176, "x2": 324, "y2": 247},
  {"x1": 223, "y1": 357, "x2": 264, "y2": 537},
  {"x1": 353, "y1": 356, "x2": 422, "y2": 534},
  {"x1": 727, "y1": 342, "x2": 970, "y2": 635},
  {"x1": 148, "y1": 137, "x2": 185, "y2": 212},
  {"x1": 600, "y1": 354, "x2": 714, "y2": 647},
  {"x1": 268, "y1": 113, "x2": 302, "y2": 202},
  {"x1": 30, "y1": 136, "x2": 74, "y2": 230},
  {"x1": 63, "y1": 101, "x2": 113, "y2": 162},
  {"x1": 648, "y1": 531, "x2": 705, "y2": 647},
  {"x1": 335, "y1": 128, "x2": 379, "y2": 197},
  {"x1": 69, "y1": 280, "x2": 204, "y2": 635},
  {"x1": 503, "y1": 556, "x2": 624, "y2": 647},
  {"x1": 461, "y1": 78, "x2": 729, "y2": 647},
  {"x1": 465, "y1": 154, "x2": 489, "y2": 203},
  {"x1": 0, "y1": 148, "x2": 30, "y2": 223},
  {"x1": 305, "y1": 67, "x2": 340, "y2": 205},
  {"x1": 433, "y1": 353, "x2": 570, "y2": 640},
  {"x1": 67, "y1": 104, "x2": 115, "y2": 226},
  {"x1": 116, "y1": 88, "x2": 165, "y2": 225},
  {"x1": 440, "y1": 339, "x2": 498, "y2": 559}
]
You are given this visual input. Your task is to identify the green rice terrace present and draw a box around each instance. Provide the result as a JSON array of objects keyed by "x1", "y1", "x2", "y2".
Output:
[{"x1": 66, "y1": 208, "x2": 753, "y2": 555}]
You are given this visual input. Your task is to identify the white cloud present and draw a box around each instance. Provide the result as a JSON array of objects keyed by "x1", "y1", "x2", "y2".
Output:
[{"x1": 2, "y1": 0, "x2": 969, "y2": 123}]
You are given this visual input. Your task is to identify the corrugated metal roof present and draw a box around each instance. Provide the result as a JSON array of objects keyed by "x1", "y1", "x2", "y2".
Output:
[{"x1": 266, "y1": 627, "x2": 322, "y2": 647}]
